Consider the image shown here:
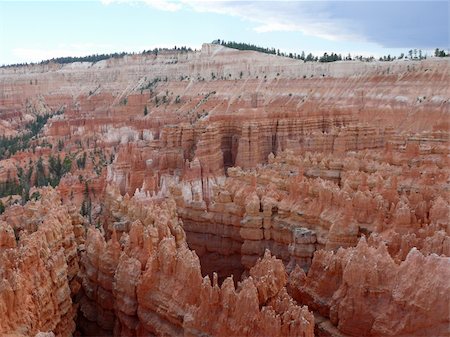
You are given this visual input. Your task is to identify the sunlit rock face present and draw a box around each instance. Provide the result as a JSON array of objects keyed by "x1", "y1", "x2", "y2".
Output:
[{"x1": 0, "y1": 44, "x2": 449, "y2": 336}]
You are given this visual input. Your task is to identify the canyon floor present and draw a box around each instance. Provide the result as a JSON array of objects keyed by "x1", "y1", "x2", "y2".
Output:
[{"x1": 0, "y1": 44, "x2": 449, "y2": 337}]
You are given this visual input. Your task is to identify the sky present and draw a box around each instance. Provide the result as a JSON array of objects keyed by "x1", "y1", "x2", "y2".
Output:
[{"x1": 0, "y1": 0, "x2": 448, "y2": 65}]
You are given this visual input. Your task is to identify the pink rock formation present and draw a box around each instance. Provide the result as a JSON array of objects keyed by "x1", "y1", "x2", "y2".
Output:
[
  {"x1": 288, "y1": 237, "x2": 450, "y2": 337},
  {"x1": 0, "y1": 188, "x2": 80, "y2": 337},
  {"x1": 0, "y1": 44, "x2": 448, "y2": 336},
  {"x1": 76, "y1": 185, "x2": 315, "y2": 337}
]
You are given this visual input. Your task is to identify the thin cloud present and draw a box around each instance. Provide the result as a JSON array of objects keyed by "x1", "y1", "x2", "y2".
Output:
[
  {"x1": 185, "y1": 1, "x2": 365, "y2": 42},
  {"x1": 337, "y1": 1, "x2": 449, "y2": 48},
  {"x1": 100, "y1": 0, "x2": 183, "y2": 11},
  {"x1": 99, "y1": 0, "x2": 449, "y2": 48},
  {"x1": 98, "y1": 0, "x2": 366, "y2": 42}
]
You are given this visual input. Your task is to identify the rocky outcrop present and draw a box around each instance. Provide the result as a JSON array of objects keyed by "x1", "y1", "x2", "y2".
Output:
[
  {"x1": 0, "y1": 188, "x2": 80, "y2": 337},
  {"x1": 2, "y1": 45, "x2": 449, "y2": 138},
  {"x1": 78, "y1": 229, "x2": 121, "y2": 336},
  {"x1": 183, "y1": 250, "x2": 314, "y2": 337},
  {"x1": 0, "y1": 43, "x2": 449, "y2": 337},
  {"x1": 288, "y1": 237, "x2": 450, "y2": 337},
  {"x1": 77, "y1": 185, "x2": 315, "y2": 337},
  {"x1": 170, "y1": 141, "x2": 449, "y2": 279}
]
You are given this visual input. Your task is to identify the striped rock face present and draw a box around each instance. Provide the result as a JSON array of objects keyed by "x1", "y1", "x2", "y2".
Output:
[{"x1": 0, "y1": 45, "x2": 448, "y2": 337}]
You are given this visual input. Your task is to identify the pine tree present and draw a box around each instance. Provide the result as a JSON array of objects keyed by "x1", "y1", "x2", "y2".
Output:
[
  {"x1": 81, "y1": 181, "x2": 92, "y2": 222},
  {"x1": 62, "y1": 155, "x2": 72, "y2": 174},
  {"x1": 36, "y1": 157, "x2": 48, "y2": 187}
]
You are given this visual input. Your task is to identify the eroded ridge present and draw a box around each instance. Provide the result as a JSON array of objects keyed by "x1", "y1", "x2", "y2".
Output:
[
  {"x1": 0, "y1": 44, "x2": 449, "y2": 337},
  {"x1": 78, "y1": 185, "x2": 315, "y2": 336}
]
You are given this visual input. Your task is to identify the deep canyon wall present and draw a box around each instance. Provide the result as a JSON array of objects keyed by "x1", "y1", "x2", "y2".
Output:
[{"x1": 0, "y1": 44, "x2": 449, "y2": 337}]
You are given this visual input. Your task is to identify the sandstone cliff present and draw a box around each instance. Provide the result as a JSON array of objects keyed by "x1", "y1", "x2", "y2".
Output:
[
  {"x1": 77, "y1": 185, "x2": 315, "y2": 337},
  {"x1": 0, "y1": 188, "x2": 82, "y2": 337},
  {"x1": 0, "y1": 44, "x2": 448, "y2": 337},
  {"x1": 288, "y1": 237, "x2": 450, "y2": 337}
]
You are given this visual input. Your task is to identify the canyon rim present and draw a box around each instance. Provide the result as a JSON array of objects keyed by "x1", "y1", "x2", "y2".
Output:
[{"x1": 0, "y1": 3, "x2": 449, "y2": 336}]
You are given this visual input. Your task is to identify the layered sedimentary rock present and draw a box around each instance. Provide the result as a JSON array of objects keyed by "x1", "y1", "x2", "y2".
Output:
[
  {"x1": 2, "y1": 44, "x2": 448, "y2": 138},
  {"x1": 1, "y1": 44, "x2": 448, "y2": 193},
  {"x1": 0, "y1": 43, "x2": 449, "y2": 337},
  {"x1": 288, "y1": 237, "x2": 450, "y2": 337},
  {"x1": 0, "y1": 188, "x2": 81, "y2": 337},
  {"x1": 77, "y1": 185, "x2": 315, "y2": 337},
  {"x1": 169, "y1": 137, "x2": 449, "y2": 280}
]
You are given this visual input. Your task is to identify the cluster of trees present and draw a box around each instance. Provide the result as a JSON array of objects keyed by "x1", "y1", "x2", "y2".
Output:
[
  {"x1": 0, "y1": 154, "x2": 72, "y2": 204},
  {"x1": 0, "y1": 167, "x2": 32, "y2": 205},
  {"x1": 214, "y1": 40, "x2": 449, "y2": 63},
  {"x1": 2, "y1": 46, "x2": 193, "y2": 68},
  {"x1": 0, "y1": 110, "x2": 62, "y2": 160},
  {"x1": 46, "y1": 155, "x2": 73, "y2": 187},
  {"x1": 319, "y1": 53, "x2": 343, "y2": 62},
  {"x1": 2, "y1": 42, "x2": 448, "y2": 69},
  {"x1": 380, "y1": 54, "x2": 397, "y2": 61},
  {"x1": 1, "y1": 53, "x2": 128, "y2": 68},
  {"x1": 0, "y1": 172, "x2": 23, "y2": 199},
  {"x1": 80, "y1": 181, "x2": 92, "y2": 222},
  {"x1": 401, "y1": 49, "x2": 426, "y2": 60},
  {"x1": 0, "y1": 153, "x2": 95, "y2": 218},
  {"x1": 141, "y1": 77, "x2": 161, "y2": 91},
  {"x1": 0, "y1": 134, "x2": 30, "y2": 160},
  {"x1": 90, "y1": 147, "x2": 109, "y2": 176},
  {"x1": 39, "y1": 52, "x2": 128, "y2": 65},
  {"x1": 1, "y1": 62, "x2": 33, "y2": 69},
  {"x1": 434, "y1": 48, "x2": 449, "y2": 57},
  {"x1": 216, "y1": 40, "x2": 278, "y2": 55},
  {"x1": 379, "y1": 49, "x2": 443, "y2": 61},
  {"x1": 215, "y1": 40, "x2": 378, "y2": 62},
  {"x1": 77, "y1": 152, "x2": 87, "y2": 169},
  {"x1": 142, "y1": 46, "x2": 192, "y2": 56}
]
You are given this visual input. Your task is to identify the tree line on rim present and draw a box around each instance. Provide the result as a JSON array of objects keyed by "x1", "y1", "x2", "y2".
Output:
[
  {"x1": 1, "y1": 41, "x2": 448, "y2": 68},
  {"x1": 0, "y1": 46, "x2": 193, "y2": 68},
  {"x1": 214, "y1": 39, "x2": 450, "y2": 63}
]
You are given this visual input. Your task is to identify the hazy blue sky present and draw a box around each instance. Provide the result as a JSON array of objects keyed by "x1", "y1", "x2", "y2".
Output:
[{"x1": 0, "y1": 0, "x2": 448, "y2": 65}]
